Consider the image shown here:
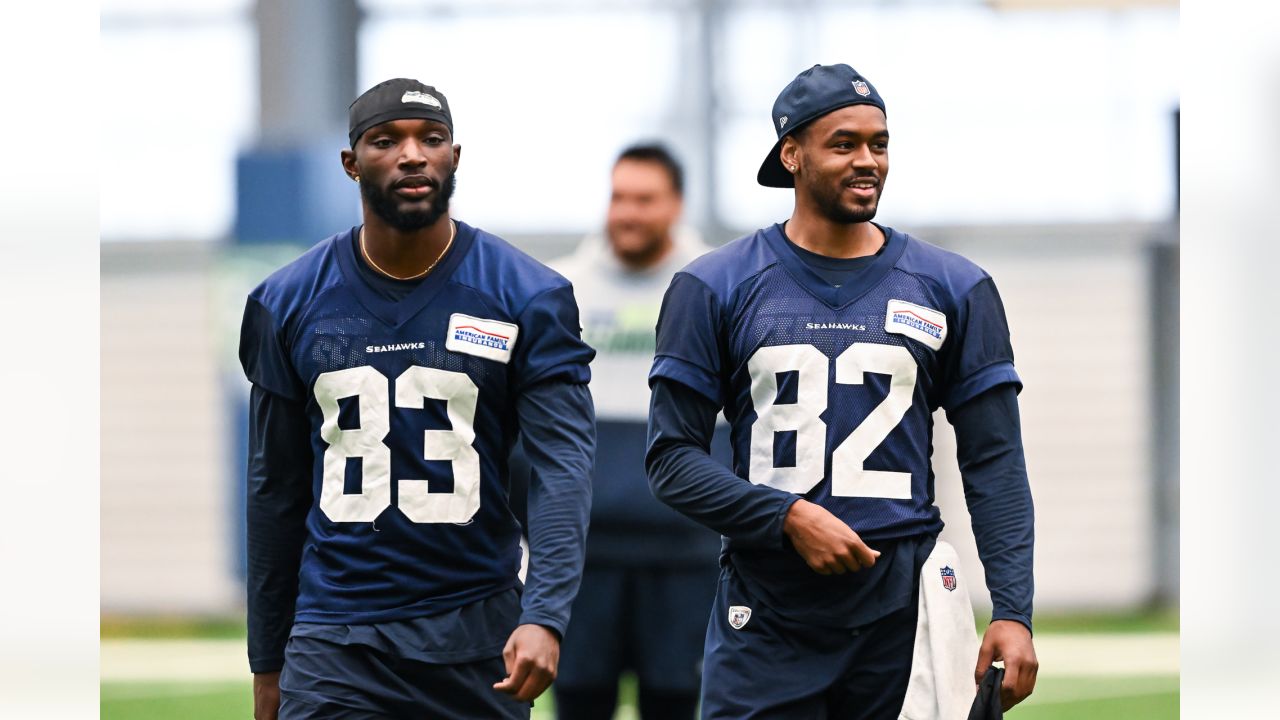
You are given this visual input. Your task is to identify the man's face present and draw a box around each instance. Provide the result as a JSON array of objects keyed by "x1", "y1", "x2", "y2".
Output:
[
  {"x1": 605, "y1": 159, "x2": 682, "y2": 265},
  {"x1": 786, "y1": 104, "x2": 889, "y2": 225},
  {"x1": 344, "y1": 118, "x2": 459, "y2": 231}
]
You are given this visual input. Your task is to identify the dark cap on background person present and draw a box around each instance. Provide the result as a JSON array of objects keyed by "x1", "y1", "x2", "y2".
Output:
[
  {"x1": 757, "y1": 64, "x2": 887, "y2": 188},
  {"x1": 348, "y1": 78, "x2": 453, "y2": 146}
]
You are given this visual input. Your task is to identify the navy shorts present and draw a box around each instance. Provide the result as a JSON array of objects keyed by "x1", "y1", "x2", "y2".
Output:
[
  {"x1": 556, "y1": 563, "x2": 719, "y2": 692},
  {"x1": 699, "y1": 563, "x2": 918, "y2": 720},
  {"x1": 278, "y1": 634, "x2": 530, "y2": 719}
]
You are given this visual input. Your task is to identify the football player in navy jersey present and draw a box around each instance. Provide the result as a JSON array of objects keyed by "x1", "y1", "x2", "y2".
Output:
[
  {"x1": 646, "y1": 64, "x2": 1038, "y2": 718},
  {"x1": 239, "y1": 78, "x2": 596, "y2": 719}
]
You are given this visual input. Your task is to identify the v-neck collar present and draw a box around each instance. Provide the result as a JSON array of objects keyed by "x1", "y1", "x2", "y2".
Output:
[
  {"x1": 336, "y1": 221, "x2": 476, "y2": 328},
  {"x1": 763, "y1": 221, "x2": 906, "y2": 309}
]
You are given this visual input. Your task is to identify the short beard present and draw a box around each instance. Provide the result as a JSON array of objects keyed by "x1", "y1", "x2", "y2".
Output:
[
  {"x1": 608, "y1": 224, "x2": 670, "y2": 268},
  {"x1": 361, "y1": 171, "x2": 456, "y2": 232},
  {"x1": 613, "y1": 237, "x2": 667, "y2": 268},
  {"x1": 807, "y1": 174, "x2": 880, "y2": 225}
]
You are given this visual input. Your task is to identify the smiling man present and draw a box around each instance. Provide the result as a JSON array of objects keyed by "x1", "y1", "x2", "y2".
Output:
[
  {"x1": 547, "y1": 144, "x2": 722, "y2": 720},
  {"x1": 238, "y1": 78, "x2": 596, "y2": 719},
  {"x1": 646, "y1": 64, "x2": 1038, "y2": 718}
]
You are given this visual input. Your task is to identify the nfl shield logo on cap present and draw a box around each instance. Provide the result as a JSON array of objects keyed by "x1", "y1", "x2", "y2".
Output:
[
  {"x1": 940, "y1": 566, "x2": 957, "y2": 592},
  {"x1": 853, "y1": 80, "x2": 871, "y2": 97}
]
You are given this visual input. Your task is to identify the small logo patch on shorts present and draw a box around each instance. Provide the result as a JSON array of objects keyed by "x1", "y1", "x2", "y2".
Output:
[
  {"x1": 445, "y1": 313, "x2": 519, "y2": 364},
  {"x1": 728, "y1": 605, "x2": 752, "y2": 630}
]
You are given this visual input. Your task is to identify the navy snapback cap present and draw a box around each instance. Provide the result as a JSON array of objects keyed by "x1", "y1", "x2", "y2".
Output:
[
  {"x1": 757, "y1": 64, "x2": 887, "y2": 188},
  {"x1": 348, "y1": 78, "x2": 453, "y2": 146}
]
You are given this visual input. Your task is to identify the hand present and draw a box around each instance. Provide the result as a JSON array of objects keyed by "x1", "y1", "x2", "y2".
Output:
[
  {"x1": 253, "y1": 671, "x2": 281, "y2": 720},
  {"x1": 782, "y1": 499, "x2": 880, "y2": 575},
  {"x1": 492, "y1": 623, "x2": 560, "y2": 702},
  {"x1": 975, "y1": 620, "x2": 1038, "y2": 711}
]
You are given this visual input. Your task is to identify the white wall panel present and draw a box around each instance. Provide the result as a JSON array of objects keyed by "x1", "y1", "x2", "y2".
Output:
[
  {"x1": 101, "y1": 252, "x2": 240, "y2": 613},
  {"x1": 934, "y1": 244, "x2": 1155, "y2": 613}
]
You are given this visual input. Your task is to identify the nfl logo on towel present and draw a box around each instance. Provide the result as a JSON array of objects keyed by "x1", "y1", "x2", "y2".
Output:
[
  {"x1": 940, "y1": 566, "x2": 957, "y2": 592},
  {"x1": 727, "y1": 605, "x2": 752, "y2": 630}
]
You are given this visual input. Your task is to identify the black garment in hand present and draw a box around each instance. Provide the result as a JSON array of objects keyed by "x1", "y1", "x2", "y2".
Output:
[{"x1": 969, "y1": 665, "x2": 1004, "y2": 720}]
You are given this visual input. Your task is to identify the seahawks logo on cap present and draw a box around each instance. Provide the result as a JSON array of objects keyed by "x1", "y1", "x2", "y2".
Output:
[
  {"x1": 852, "y1": 80, "x2": 871, "y2": 97},
  {"x1": 779, "y1": 115, "x2": 789, "y2": 129},
  {"x1": 401, "y1": 90, "x2": 442, "y2": 109}
]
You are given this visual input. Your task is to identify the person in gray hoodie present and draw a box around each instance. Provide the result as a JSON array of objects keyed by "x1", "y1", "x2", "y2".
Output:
[{"x1": 549, "y1": 143, "x2": 727, "y2": 720}]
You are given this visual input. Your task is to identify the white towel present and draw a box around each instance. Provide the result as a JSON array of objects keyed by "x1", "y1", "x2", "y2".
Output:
[{"x1": 898, "y1": 541, "x2": 980, "y2": 720}]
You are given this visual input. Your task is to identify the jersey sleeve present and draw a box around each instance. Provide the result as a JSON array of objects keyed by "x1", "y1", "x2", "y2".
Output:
[
  {"x1": 649, "y1": 272, "x2": 725, "y2": 406},
  {"x1": 239, "y1": 295, "x2": 306, "y2": 402},
  {"x1": 511, "y1": 284, "x2": 594, "y2": 390},
  {"x1": 940, "y1": 277, "x2": 1022, "y2": 412}
]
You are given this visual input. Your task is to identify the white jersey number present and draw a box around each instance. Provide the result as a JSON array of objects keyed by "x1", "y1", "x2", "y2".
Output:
[
  {"x1": 314, "y1": 366, "x2": 481, "y2": 524},
  {"x1": 748, "y1": 342, "x2": 915, "y2": 499}
]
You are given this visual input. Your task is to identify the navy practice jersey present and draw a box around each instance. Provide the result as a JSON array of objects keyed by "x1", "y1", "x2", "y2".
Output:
[
  {"x1": 240, "y1": 221, "x2": 594, "y2": 624},
  {"x1": 650, "y1": 222, "x2": 1020, "y2": 548}
]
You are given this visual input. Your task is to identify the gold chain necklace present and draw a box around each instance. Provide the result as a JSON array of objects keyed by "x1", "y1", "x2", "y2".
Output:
[{"x1": 360, "y1": 220, "x2": 456, "y2": 281}]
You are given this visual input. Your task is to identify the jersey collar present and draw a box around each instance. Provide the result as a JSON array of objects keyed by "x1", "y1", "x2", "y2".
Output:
[
  {"x1": 763, "y1": 221, "x2": 907, "y2": 309},
  {"x1": 336, "y1": 220, "x2": 477, "y2": 328}
]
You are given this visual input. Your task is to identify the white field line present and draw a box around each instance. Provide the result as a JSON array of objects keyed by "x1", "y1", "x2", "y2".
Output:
[
  {"x1": 100, "y1": 633, "x2": 1179, "y2": 684},
  {"x1": 102, "y1": 681, "x2": 248, "y2": 701},
  {"x1": 101, "y1": 639, "x2": 247, "y2": 682},
  {"x1": 1026, "y1": 674, "x2": 1179, "y2": 704},
  {"x1": 1031, "y1": 633, "x2": 1179, "y2": 677}
]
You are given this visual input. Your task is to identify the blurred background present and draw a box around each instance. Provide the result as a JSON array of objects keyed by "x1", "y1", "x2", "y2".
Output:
[{"x1": 99, "y1": 0, "x2": 1178, "y2": 717}]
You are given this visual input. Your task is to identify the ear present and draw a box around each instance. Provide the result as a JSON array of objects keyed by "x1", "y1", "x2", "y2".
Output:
[
  {"x1": 779, "y1": 135, "x2": 802, "y2": 175},
  {"x1": 340, "y1": 148, "x2": 359, "y2": 181},
  {"x1": 452, "y1": 143, "x2": 461, "y2": 170}
]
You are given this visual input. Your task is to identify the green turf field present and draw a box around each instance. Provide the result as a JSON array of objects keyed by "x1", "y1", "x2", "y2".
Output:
[
  {"x1": 101, "y1": 610, "x2": 1179, "y2": 719},
  {"x1": 102, "y1": 682, "x2": 249, "y2": 720},
  {"x1": 101, "y1": 674, "x2": 1179, "y2": 719}
]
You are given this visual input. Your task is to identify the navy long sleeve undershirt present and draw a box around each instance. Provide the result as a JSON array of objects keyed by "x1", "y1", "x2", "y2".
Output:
[
  {"x1": 245, "y1": 385, "x2": 312, "y2": 673},
  {"x1": 947, "y1": 381, "x2": 1035, "y2": 632},
  {"x1": 645, "y1": 381, "x2": 800, "y2": 549},
  {"x1": 645, "y1": 377, "x2": 1034, "y2": 632},
  {"x1": 512, "y1": 381, "x2": 596, "y2": 634},
  {"x1": 245, "y1": 379, "x2": 594, "y2": 673}
]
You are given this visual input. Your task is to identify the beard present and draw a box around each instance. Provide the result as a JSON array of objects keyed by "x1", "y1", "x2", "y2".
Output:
[
  {"x1": 607, "y1": 223, "x2": 668, "y2": 266},
  {"x1": 361, "y1": 170, "x2": 456, "y2": 231},
  {"x1": 806, "y1": 172, "x2": 881, "y2": 225}
]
